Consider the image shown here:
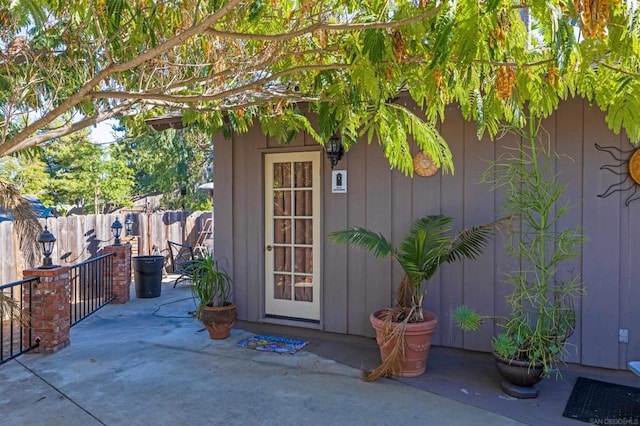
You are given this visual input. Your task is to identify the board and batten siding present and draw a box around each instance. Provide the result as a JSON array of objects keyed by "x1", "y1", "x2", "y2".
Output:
[{"x1": 213, "y1": 96, "x2": 640, "y2": 370}]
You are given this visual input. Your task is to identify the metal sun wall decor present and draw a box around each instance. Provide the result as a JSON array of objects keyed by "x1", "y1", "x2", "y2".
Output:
[{"x1": 595, "y1": 142, "x2": 640, "y2": 206}]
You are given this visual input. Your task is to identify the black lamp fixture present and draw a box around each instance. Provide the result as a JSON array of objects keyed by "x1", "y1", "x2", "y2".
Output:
[
  {"x1": 125, "y1": 214, "x2": 134, "y2": 236},
  {"x1": 326, "y1": 135, "x2": 344, "y2": 169},
  {"x1": 111, "y1": 217, "x2": 123, "y2": 246},
  {"x1": 37, "y1": 225, "x2": 57, "y2": 269}
]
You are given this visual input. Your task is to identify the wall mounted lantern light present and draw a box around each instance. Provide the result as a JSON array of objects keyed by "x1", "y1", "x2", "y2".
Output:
[
  {"x1": 111, "y1": 218, "x2": 123, "y2": 246},
  {"x1": 125, "y1": 214, "x2": 134, "y2": 236},
  {"x1": 37, "y1": 225, "x2": 57, "y2": 269},
  {"x1": 326, "y1": 135, "x2": 344, "y2": 169}
]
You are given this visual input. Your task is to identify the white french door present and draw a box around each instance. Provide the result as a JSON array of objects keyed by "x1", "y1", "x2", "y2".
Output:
[{"x1": 264, "y1": 152, "x2": 321, "y2": 321}]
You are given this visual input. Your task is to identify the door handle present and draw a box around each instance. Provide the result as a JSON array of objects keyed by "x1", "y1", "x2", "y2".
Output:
[{"x1": 266, "y1": 245, "x2": 273, "y2": 251}]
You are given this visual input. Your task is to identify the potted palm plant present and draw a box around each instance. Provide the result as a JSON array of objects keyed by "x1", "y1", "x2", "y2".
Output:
[
  {"x1": 329, "y1": 215, "x2": 498, "y2": 380},
  {"x1": 189, "y1": 252, "x2": 236, "y2": 340},
  {"x1": 453, "y1": 120, "x2": 585, "y2": 398}
]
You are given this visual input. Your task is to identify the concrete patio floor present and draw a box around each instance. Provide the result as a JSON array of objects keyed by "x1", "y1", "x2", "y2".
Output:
[{"x1": 1, "y1": 277, "x2": 637, "y2": 425}]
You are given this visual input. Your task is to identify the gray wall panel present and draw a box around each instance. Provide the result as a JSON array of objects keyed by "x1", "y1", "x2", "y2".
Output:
[
  {"x1": 364, "y1": 142, "x2": 393, "y2": 327},
  {"x1": 620, "y1": 196, "x2": 640, "y2": 369},
  {"x1": 213, "y1": 133, "x2": 235, "y2": 308},
  {"x1": 491, "y1": 131, "x2": 519, "y2": 343},
  {"x1": 411, "y1": 129, "x2": 444, "y2": 344},
  {"x1": 390, "y1": 166, "x2": 413, "y2": 334},
  {"x1": 461, "y1": 121, "x2": 496, "y2": 352},
  {"x1": 346, "y1": 141, "x2": 369, "y2": 335},
  {"x1": 439, "y1": 106, "x2": 466, "y2": 347},
  {"x1": 323, "y1": 152, "x2": 348, "y2": 333},
  {"x1": 555, "y1": 97, "x2": 585, "y2": 364},
  {"x1": 581, "y1": 105, "x2": 621, "y2": 368},
  {"x1": 245, "y1": 127, "x2": 265, "y2": 322},
  {"x1": 231, "y1": 131, "x2": 249, "y2": 321}
]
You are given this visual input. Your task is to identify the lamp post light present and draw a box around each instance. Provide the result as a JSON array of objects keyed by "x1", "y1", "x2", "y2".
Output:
[
  {"x1": 37, "y1": 225, "x2": 57, "y2": 269},
  {"x1": 325, "y1": 135, "x2": 344, "y2": 169},
  {"x1": 125, "y1": 214, "x2": 134, "y2": 236},
  {"x1": 111, "y1": 218, "x2": 123, "y2": 246}
]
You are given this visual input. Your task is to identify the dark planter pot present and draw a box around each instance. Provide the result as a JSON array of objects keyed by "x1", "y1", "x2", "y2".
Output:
[
  {"x1": 369, "y1": 310, "x2": 439, "y2": 377},
  {"x1": 494, "y1": 353, "x2": 544, "y2": 398},
  {"x1": 200, "y1": 303, "x2": 237, "y2": 340}
]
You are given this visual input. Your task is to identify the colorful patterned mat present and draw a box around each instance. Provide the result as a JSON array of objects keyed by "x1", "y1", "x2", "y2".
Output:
[{"x1": 238, "y1": 335, "x2": 308, "y2": 355}]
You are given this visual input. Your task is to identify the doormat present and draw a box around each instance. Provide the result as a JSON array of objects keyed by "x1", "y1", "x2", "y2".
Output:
[
  {"x1": 562, "y1": 377, "x2": 640, "y2": 424},
  {"x1": 238, "y1": 335, "x2": 308, "y2": 355}
]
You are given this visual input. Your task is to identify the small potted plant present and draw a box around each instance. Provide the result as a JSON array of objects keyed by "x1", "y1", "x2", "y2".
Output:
[
  {"x1": 453, "y1": 121, "x2": 585, "y2": 398},
  {"x1": 329, "y1": 215, "x2": 498, "y2": 380},
  {"x1": 189, "y1": 252, "x2": 236, "y2": 339}
]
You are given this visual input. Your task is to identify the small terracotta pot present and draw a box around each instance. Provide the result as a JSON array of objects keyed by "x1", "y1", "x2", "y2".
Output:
[
  {"x1": 200, "y1": 303, "x2": 237, "y2": 340},
  {"x1": 369, "y1": 310, "x2": 439, "y2": 377}
]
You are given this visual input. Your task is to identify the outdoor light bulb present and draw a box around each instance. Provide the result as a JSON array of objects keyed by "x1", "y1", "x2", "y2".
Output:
[
  {"x1": 125, "y1": 215, "x2": 133, "y2": 235},
  {"x1": 111, "y1": 218, "x2": 123, "y2": 245},
  {"x1": 326, "y1": 136, "x2": 344, "y2": 169},
  {"x1": 37, "y1": 225, "x2": 57, "y2": 269}
]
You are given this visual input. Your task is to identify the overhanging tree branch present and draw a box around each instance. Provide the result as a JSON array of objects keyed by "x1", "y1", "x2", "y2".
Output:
[{"x1": 0, "y1": 0, "x2": 243, "y2": 156}]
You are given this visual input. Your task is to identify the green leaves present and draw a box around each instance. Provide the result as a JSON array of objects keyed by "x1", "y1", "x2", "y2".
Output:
[
  {"x1": 248, "y1": 0, "x2": 266, "y2": 21},
  {"x1": 106, "y1": 0, "x2": 125, "y2": 52},
  {"x1": 452, "y1": 305, "x2": 483, "y2": 332},
  {"x1": 429, "y1": 4, "x2": 455, "y2": 68},
  {"x1": 605, "y1": 78, "x2": 640, "y2": 142},
  {"x1": 362, "y1": 29, "x2": 386, "y2": 63},
  {"x1": 364, "y1": 103, "x2": 453, "y2": 176},
  {"x1": 331, "y1": 214, "x2": 496, "y2": 294},
  {"x1": 3, "y1": 0, "x2": 640, "y2": 167},
  {"x1": 328, "y1": 227, "x2": 395, "y2": 260}
]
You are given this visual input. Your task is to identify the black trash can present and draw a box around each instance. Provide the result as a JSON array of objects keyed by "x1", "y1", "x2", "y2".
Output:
[{"x1": 132, "y1": 255, "x2": 164, "y2": 298}]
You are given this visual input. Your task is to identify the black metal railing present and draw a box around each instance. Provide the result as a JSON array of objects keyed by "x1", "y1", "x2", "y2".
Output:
[
  {"x1": 0, "y1": 277, "x2": 40, "y2": 365},
  {"x1": 70, "y1": 252, "x2": 115, "y2": 326}
]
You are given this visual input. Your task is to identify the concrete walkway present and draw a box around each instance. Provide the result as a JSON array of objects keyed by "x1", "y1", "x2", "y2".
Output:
[{"x1": 1, "y1": 283, "x2": 525, "y2": 426}]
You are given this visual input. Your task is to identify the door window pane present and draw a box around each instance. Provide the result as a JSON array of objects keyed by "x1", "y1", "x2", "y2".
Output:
[
  {"x1": 273, "y1": 219, "x2": 291, "y2": 244},
  {"x1": 274, "y1": 191, "x2": 291, "y2": 216},
  {"x1": 294, "y1": 190, "x2": 312, "y2": 216},
  {"x1": 294, "y1": 247, "x2": 313, "y2": 273},
  {"x1": 294, "y1": 162, "x2": 312, "y2": 188},
  {"x1": 294, "y1": 219, "x2": 313, "y2": 244},
  {"x1": 294, "y1": 275, "x2": 313, "y2": 302},
  {"x1": 273, "y1": 163, "x2": 291, "y2": 188},
  {"x1": 274, "y1": 247, "x2": 291, "y2": 272},
  {"x1": 274, "y1": 274, "x2": 292, "y2": 300}
]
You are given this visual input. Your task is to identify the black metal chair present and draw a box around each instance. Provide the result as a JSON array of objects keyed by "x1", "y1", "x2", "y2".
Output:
[{"x1": 167, "y1": 240, "x2": 196, "y2": 288}]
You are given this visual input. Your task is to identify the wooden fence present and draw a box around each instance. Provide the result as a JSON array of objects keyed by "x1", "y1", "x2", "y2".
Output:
[{"x1": 0, "y1": 211, "x2": 212, "y2": 284}]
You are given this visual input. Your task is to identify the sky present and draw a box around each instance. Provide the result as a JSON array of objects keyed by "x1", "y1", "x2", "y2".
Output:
[{"x1": 89, "y1": 120, "x2": 122, "y2": 145}]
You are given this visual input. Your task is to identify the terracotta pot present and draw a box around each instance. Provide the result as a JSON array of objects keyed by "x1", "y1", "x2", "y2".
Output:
[
  {"x1": 369, "y1": 309, "x2": 439, "y2": 377},
  {"x1": 200, "y1": 304, "x2": 237, "y2": 340},
  {"x1": 494, "y1": 353, "x2": 544, "y2": 387}
]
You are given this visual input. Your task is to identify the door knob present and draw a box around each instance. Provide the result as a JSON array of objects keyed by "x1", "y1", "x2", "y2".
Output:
[{"x1": 266, "y1": 245, "x2": 273, "y2": 251}]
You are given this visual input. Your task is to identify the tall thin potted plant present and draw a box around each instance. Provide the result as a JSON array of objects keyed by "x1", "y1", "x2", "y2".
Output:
[{"x1": 454, "y1": 119, "x2": 586, "y2": 398}]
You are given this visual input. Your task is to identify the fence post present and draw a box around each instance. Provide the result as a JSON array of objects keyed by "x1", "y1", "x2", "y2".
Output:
[
  {"x1": 104, "y1": 244, "x2": 132, "y2": 304},
  {"x1": 22, "y1": 266, "x2": 71, "y2": 354}
]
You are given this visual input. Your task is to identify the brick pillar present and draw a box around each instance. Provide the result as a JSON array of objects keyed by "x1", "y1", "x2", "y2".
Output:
[
  {"x1": 22, "y1": 266, "x2": 71, "y2": 354},
  {"x1": 121, "y1": 236, "x2": 139, "y2": 256},
  {"x1": 104, "y1": 244, "x2": 132, "y2": 304},
  {"x1": 121, "y1": 236, "x2": 139, "y2": 280}
]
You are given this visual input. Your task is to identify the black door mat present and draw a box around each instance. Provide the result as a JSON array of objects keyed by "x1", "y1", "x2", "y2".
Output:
[{"x1": 563, "y1": 376, "x2": 640, "y2": 424}]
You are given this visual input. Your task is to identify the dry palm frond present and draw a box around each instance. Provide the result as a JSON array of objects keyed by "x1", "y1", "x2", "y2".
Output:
[
  {"x1": 0, "y1": 177, "x2": 42, "y2": 268},
  {"x1": 0, "y1": 292, "x2": 28, "y2": 326},
  {"x1": 362, "y1": 307, "x2": 414, "y2": 382},
  {"x1": 395, "y1": 274, "x2": 413, "y2": 309}
]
